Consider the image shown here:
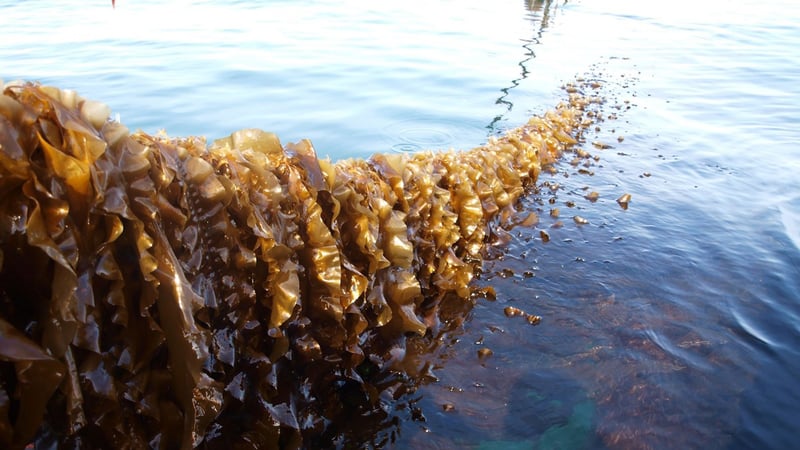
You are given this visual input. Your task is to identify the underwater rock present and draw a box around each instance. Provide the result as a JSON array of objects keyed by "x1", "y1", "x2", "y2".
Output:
[{"x1": 0, "y1": 81, "x2": 591, "y2": 448}]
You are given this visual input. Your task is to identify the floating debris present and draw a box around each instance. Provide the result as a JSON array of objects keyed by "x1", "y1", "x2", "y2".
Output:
[
  {"x1": 518, "y1": 212, "x2": 540, "y2": 227},
  {"x1": 525, "y1": 314, "x2": 542, "y2": 326},
  {"x1": 504, "y1": 306, "x2": 525, "y2": 318},
  {"x1": 477, "y1": 348, "x2": 494, "y2": 359},
  {"x1": 617, "y1": 193, "x2": 632, "y2": 210},
  {"x1": 540, "y1": 230, "x2": 551, "y2": 243},
  {"x1": 503, "y1": 305, "x2": 541, "y2": 326},
  {"x1": 473, "y1": 285, "x2": 497, "y2": 301},
  {"x1": 592, "y1": 141, "x2": 613, "y2": 150},
  {"x1": 498, "y1": 268, "x2": 516, "y2": 279},
  {"x1": 573, "y1": 215, "x2": 590, "y2": 225},
  {"x1": 584, "y1": 191, "x2": 600, "y2": 202}
]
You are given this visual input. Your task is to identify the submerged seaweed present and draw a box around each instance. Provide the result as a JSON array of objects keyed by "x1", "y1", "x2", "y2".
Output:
[{"x1": 0, "y1": 81, "x2": 593, "y2": 449}]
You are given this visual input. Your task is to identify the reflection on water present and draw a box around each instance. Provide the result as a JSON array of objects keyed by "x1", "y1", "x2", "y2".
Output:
[{"x1": 488, "y1": 0, "x2": 559, "y2": 134}]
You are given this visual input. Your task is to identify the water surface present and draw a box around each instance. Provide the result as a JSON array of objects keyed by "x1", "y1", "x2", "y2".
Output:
[{"x1": 2, "y1": 0, "x2": 799, "y2": 448}]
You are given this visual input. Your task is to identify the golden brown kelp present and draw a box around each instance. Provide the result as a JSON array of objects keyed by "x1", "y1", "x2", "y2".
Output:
[{"x1": 0, "y1": 81, "x2": 589, "y2": 448}]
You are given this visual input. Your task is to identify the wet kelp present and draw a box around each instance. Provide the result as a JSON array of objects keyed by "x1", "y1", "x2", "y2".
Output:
[{"x1": 0, "y1": 81, "x2": 590, "y2": 448}]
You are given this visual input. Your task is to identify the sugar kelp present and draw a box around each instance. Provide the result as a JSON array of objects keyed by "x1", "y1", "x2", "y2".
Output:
[{"x1": 0, "y1": 81, "x2": 591, "y2": 448}]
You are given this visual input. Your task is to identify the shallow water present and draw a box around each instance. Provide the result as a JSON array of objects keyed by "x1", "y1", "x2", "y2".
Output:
[{"x1": 2, "y1": 0, "x2": 800, "y2": 448}]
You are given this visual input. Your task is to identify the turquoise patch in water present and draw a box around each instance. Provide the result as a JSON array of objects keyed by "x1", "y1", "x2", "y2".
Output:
[{"x1": 535, "y1": 400, "x2": 595, "y2": 450}]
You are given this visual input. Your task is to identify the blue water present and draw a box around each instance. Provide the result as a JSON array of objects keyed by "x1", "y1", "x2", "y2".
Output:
[
  {"x1": 3, "y1": 0, "x2": 800, "y2": 448},
  {"x1": 2, "y1": 0, "x2": 571, "y2": 159}
]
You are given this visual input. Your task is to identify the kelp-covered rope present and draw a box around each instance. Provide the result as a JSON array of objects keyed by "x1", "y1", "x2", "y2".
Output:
[{"x1": 0, "y1": 81, "x2": 595, "y2": 448}]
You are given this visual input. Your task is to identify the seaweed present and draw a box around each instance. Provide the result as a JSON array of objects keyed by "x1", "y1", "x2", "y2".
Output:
[{"x1": 0, "y1": 81, "x2": 590, "y2": 449}]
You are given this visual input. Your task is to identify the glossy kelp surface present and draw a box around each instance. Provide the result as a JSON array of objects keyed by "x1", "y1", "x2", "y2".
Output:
[{"x1": 0, "y1": 81, "x2": 594, "y2": 448}]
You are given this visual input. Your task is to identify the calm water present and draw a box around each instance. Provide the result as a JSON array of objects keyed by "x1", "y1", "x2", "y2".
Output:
[{"x1": 2, "y1": 0, "x2": 800, "y2": 448}]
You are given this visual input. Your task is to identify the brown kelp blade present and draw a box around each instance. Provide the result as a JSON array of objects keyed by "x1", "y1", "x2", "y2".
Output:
[{"x1": 0, "y1": 81, "x2": 591, "y2": 448}]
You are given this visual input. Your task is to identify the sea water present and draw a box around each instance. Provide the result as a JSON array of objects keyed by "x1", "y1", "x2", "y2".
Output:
[{"x1": 2, "y1": 0, "x2": 799, "y2": 448}]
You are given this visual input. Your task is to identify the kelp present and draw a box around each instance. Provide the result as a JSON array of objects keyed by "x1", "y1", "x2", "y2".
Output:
[{"x1": 0, "y1": 81, "x2": 592, "y2": 449}]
